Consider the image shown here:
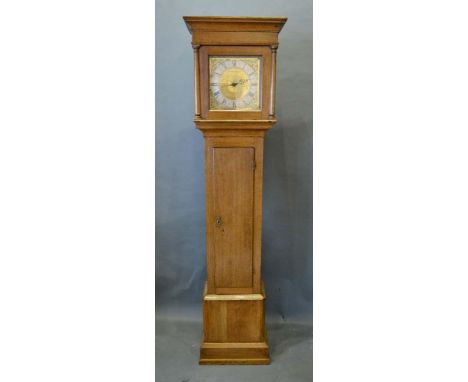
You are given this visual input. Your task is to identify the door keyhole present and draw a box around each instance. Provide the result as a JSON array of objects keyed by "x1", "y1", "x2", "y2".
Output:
[{"x1": 215, "y1": 216, "x2": 222, "y2": 227}]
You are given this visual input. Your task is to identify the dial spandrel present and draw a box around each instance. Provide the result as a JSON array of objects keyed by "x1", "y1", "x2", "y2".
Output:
[{"x1": 209, "y1": 56, "x2": 261, "y2": 111}]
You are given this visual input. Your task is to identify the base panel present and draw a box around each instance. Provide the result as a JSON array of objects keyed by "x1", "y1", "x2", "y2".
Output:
[{"x1": 199, "y1": 282, "x2": 269, "y2": 365}]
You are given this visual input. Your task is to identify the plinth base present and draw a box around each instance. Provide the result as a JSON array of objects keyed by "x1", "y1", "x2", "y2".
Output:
[
  {"x1": 200, "y1": 342, "x2": 270, "y2": 365},
  {"x1": 199, "y1": 282, "x2": 270, "y2": 365}
]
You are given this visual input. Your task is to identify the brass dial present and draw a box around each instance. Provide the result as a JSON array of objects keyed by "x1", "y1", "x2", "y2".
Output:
[{"x1": 209, "y1": 57, "x2": 261, "y2": 111}]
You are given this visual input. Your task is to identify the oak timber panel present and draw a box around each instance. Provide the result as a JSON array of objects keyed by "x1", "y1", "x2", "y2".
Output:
[
  {"x1": 204, "y1": 137, "x2": 263, "y2": 294},
  {"x1": 203, "y1": 299, "x2": 265, "y2": 343},
  {"x1": 213, "y1": 147, "x2": 254, "y2": 289},
  {"x1": 192, "y1": 31, "x2": 278, "y2": 46}
]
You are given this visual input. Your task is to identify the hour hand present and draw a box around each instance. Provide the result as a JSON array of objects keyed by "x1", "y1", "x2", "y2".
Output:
[
  {"x1": 230, "y1": 79, "x2": 249, "y2": 87},
  {"x1": 233, "y1": 79, "x2": 248, "y2": 87}
]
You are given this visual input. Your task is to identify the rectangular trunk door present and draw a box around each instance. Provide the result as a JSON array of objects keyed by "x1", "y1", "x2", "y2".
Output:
[{"x1": 212, "y1": 147, "x2": 254, "y2": 289}]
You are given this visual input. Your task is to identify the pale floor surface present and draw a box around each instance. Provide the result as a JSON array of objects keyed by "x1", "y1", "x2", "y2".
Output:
[{"x1": 156, "y1": 319, "x2": 313, "y2": 382}]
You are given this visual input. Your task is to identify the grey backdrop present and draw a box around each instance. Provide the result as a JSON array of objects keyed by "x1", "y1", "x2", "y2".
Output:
[{"x1": 156, "y1": 0, "x2": 312, "y2": 324}]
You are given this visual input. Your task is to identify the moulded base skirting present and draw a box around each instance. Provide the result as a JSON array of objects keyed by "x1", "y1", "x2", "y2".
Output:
[{"x1": 199, "y1": 342, "x2": 270, "y2": 365}]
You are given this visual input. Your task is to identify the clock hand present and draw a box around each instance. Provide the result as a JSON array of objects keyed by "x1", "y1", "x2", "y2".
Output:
[
  {"x1": 211, "y1": 82, "x2": 236, "y2": 86},
  {"x1": 211, "y1": 79, "x2": 249, "y2": 86},
  {"x1": 211, "y1": 79, "x2": 249, "y2": 90},
  {"x1": 231, "y1": 79, "x2": 248, "y2": 86},
  {"x1": 231, "y1": 79, "x2": 249, "y2": 87}
]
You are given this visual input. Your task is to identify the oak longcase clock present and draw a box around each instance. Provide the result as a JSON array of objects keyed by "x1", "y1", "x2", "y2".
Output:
[{"x1": 184, "y1": 16, "x2": 287, "y2": 365}]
